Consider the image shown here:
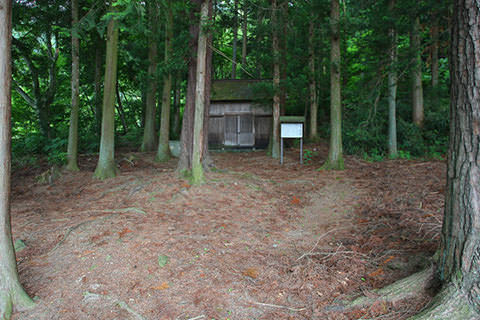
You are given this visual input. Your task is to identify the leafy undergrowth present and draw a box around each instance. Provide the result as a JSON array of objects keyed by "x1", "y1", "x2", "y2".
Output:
[{"x1": 10, "y1": 143, "x2": 444, "y2": 320}]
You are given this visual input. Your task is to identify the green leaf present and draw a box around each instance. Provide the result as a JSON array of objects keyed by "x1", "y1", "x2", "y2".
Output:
[
  {"x1": 14, "y1": 239, "x2": 26, "y2": 252},
  {"x1": 158, "y1": 255, "x2": 169, "y2": 268}
]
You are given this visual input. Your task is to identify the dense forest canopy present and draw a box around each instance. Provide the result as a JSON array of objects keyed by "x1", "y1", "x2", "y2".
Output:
[{"x1": 10, "y1": 0, "x2": 450, "y2": 166}]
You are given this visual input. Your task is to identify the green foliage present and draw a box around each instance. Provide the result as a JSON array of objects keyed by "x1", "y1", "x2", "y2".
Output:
[
  {"x1": 44, "y1": 137, "x2": 68, "y2": 166},
  {"x1": 303, "y1": 149, "x2": 318, "y2": 164},
  {"x1": 9, "y1": 0, "x2": 451, "y2": 169}
]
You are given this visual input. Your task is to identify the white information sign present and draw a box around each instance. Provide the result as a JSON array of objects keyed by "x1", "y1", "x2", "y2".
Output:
[{"x1": 281, "y1": 123, "x2": 303, "y2": 138}]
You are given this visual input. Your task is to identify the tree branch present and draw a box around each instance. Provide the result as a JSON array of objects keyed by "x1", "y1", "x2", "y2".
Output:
[
  {"x1": 12, "y1": 79, "x2": 36, "y2": 108},
  {"x1": 11, "y1": 37, "x2": 41, "y2": 100}
]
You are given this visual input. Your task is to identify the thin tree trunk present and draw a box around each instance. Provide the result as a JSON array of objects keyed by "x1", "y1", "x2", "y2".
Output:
[
  {"x1": 115, "y1": 83, "x2": 127, "y2": 135},
  {"x1": 172, "y1": 75, "x2": 181, "y2": 139},
  {"x1": 94, "y1": 8, "x2": 119, "y2": 179},
  {"x1": 411, "y1": 17, "x2": 424, "y2": 127},
  {"x1": 0, "y1": 2, "x2": 35, "y2": 318},
  {"x1": 308, "y1": 20, "x2": 318, "y2": 140},
  {"x1": 270, "y1": 0, "x2": 280, "y2": 159},
  {"x1": 241, "y1": 0, "x2": 247, "y2": 67},
  {"x1": 279, "y1": 1, "x2": 287, "y2": 115},
  {"x1": 156, "y1": 1, "x2": 174, "y2": 162},
  {"x1": 191, "y1": 0, "x2": 210, "y2": 184},
  {"x1": 202, "y1": 0, "x2": 213, "y2": 167},
  {"x1": 66, "y1": 0, "x2": 80, "y2": 171},
  {"x1": 255, "y1": 6, "x2": 264, "y2": 78},
  {"x1": 140, "y1": 0, "x2": 159, "y2": 152},
  {"x1": 325, "y1": 0, "x2": 344, "y2": 170},
  {"x1": 388, "y1": 0, "x2": 398, "y2": 158},
  {"x1": 232, "y1": 0, "x2": 238, "y2": 79},
  {"x1": 94, "y1": 32, "x2": 103, "y2": 137},
  {"x1": 431, "y1": 13, "x2": 439, "y2": 109}
]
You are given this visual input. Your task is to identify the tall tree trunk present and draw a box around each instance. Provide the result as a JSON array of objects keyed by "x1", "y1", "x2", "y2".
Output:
[
  {"x1": 94, "y1": 32, "x2": 103, "y2": 137},
  {"x1": 191, "y1": 0, "x2": 210, "y2": 184},
  {"x1": 411, "y1": 17, "x2": 424, "y2": 128},
  {"x1": 431, "y1": 12, "x2": 440, "y2": 111},
  {"x1": 397, "y1": 2, "x2": 480, "y2": 319},
  {"x1": 178, "y1": 0, "x2": 211, "y2": 174},
  {"x1": 140, "y1": 0, "x2": 159, "y2": 152},
  {"x1": 178, "y1": 2, "x2": 200, "y2": 173},
  {"x1": 241, "y1": 0, "x2": 247, "y2": 67},
  {"x1": 232, "y1": 0, "x2": 238, "y2": 79},
  {"x1": 279, "y1": 0, "x2": 288, "y2": 115},
  {"x1": 94, "y1": 8, "x2": 119, "y2": 179},
  {"x1": 156, "y1": 1, "x2": 173, "y2": 162},
  {"x1": 202, "y1": 2, "x2": 213, "y2": 167},
  {"x1": 324, "y1": 0, "x2": 344, "y2": 170},
  {"x1": 172, "y1": 74, "x2": 181, "y2": 139},
  {"x1": 388, "y1": 0, "x2": 398, "y2": 158},
  {"x1": 254, "y1": 6, "x2": 264, "y2": 78},
  {"x1": 0, "y1": 2, "x2": 35, "y2": 318},
  {"x1": 66, "y1": 0, "x2": 80, "y2": 171},
  {"x1": 434, "y1": 0, "x2": 480, "y2": 315},
  {"x1": 431, "y1": 14, "x2": 439, "y2": 89},
  {"x1": 308, "y1": 20, "x2": 318, "y2": 141},
  {"x1": 270, "y1": 0, "x2": 280, "y2": 159}
]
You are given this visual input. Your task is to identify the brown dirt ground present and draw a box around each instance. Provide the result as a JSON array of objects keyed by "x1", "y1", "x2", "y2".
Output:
[{"x1": 10, "y1": 143, "x2": 445, "y2": 320}]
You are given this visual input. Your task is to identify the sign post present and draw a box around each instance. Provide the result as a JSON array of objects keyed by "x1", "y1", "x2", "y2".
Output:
[{"x1": 280, "y1": 116, "x2": 305, "y2": 164}]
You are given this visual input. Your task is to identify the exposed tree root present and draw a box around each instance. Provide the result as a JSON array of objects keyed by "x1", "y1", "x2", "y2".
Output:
[
  {"x1": 350, "y1": 267, "x2": 434, "y2": 308},
  {"x1": 407, "y1": 284, "x2": 478, "y2": 320},
  {"x1": 346, "y1": 267, "x2": 479, "y2": 319},
  {"x1": 0, "y1": 292, "x2": 13, "y2": 320},
  {"x1": 0, "y1": 284, "x2": 35, "y2": 320}
]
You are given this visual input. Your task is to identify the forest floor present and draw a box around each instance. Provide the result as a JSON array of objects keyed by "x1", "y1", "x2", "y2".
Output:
[{"x1": 10, "y1": 142, "x2": 445, "y2": 320}]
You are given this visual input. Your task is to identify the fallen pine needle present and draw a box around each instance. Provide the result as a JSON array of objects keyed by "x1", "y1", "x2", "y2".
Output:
[
  {"x1": 296, "y1": 227, "x2": 342, "y2": 261},
  {"x1": 187, "y1": 316, "x2": 205, "y2": 320},
  {"x1": 83, "y1": 291, "x2": 146, "y2": 320},
  {"x1": 253, "y1": 301, "x2": 306, "y2": 312}
]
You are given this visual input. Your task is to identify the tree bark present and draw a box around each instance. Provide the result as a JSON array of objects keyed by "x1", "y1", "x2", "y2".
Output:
[
  {"x1": 115, "y1": 83, "x2": 128, "y2": 135},
  {"x1": 191, "y1": 0, "x2": 210, "y2": 184},
  {"x1": 0, "y1": 2, "x2": 35, "y2": 318},
  {"x1": 352, "y1": 2, "x2": 480, "y2": 319},
  {"x1": 141, "y1": 0, "x2": 159, "y2": 152},
  {"x1": 93, "y1": 32, "x2": 103, "y2": 137},
  {"x1": 172, "y1": 74, "x2": 181, "y2": 139},
  {"x1": 66, "y1": 0, "x2": 80, "y2": 171},
  {"x1": 279, "y1": 1, "x2": 287, "y2": 116},
  {"x1": 324, "y1": 0, "x2": 344, "y2": 170},
  {"x1": 411, "y1": 17, "x2": 424, "y2": 128},
  {"x1": 177, "y1": 0, "x2": 211, "y2": 174},
  {"x1": 388, "y1": 0, "x2": 398, "y2": 158},
  {"x1": 270, "y1": 0, "x2": 280, "y2": 159},
  {"x1": 241, "y1": 0, "x2": 247, "y2": 67},
  {"x1": 406, "y1": 2, "x2": 480, "y2": 319},
  {"x1": 178, "y1": 2, "x2": 200, "y2": 173},
  {"x1": 156, "y1": 1, "x2": 173, "y2": 162},
  {"x1": 94, "y1": 7, "x2": 119, "y2": 179},
  {"x1": 437, "y1": 0, "x2": 480, "y2": 311},
  {"x1": 232, "y1": 0, "x2": 238, "y2": 79},
  {"x1": 308, "y1": 20, "x2": 318, "y2": 141},
  {"x1": 430, "y1": 12, "x2": 440, "y2": 110}
]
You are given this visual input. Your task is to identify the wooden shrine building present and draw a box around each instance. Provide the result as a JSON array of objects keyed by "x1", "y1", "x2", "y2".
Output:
[{"x1": 208, "y1": 80, "x2": 272, "y2": 149}]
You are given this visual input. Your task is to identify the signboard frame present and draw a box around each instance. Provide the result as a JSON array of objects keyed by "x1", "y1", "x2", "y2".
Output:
[{"x1": 280, "y1": 121, "x2": 304, "y2": 165}]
